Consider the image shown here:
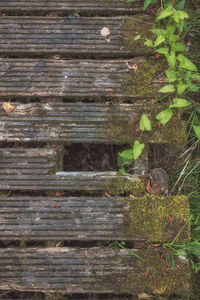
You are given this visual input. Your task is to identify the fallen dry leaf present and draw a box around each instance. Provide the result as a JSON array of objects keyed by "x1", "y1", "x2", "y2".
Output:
[
  {"x1": 126, "y1": 62, "x2": 138, "y2": 70},
  {"x1": 105, "y1": 38, "x2": 111, "y2": 43},
  {"x1": 55, "y1": 191, "x2": 65, "y2": 196},
  {"x1": 152, "y1": 243, "x2": 161, "y2": 247},
  {"x1": 103, "y1": 191, "x2": 111, "y2": 198},
  {"x1": 2, "y1": 102, "x2": 15, "y2": 115},
  {"x1": 101, "y1": 27, "x2": 110, "y2": 37}
]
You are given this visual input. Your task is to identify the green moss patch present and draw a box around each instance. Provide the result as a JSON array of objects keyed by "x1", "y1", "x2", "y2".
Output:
[
  {"x1": 123, "y1": 194, "x2": 190, "y2": 243},
  {"x1": 101, "y1": 247, "x2": 190, "y2": 296},
  {"x1": 121, "y1": 58, "x2": 167, "y2": 98},
  {"x1": 126, "y1": 247, "x2": 190, "y2": 296},
  {"x1": 107, "y1": 176, "x2": 146, "y2": 196},
  {"x1": 121, "y1": 15, "x2": 154, "y2": 54},
  {"x1": 150, "y1": 113, "x2": 187, "y2": 145}
]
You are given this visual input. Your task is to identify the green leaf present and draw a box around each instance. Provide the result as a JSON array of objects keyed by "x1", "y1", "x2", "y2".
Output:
[
  {"x1": 166, "y1": 51, "x2": 176, "y2": 68},
  {"x1": 117, "y1": 149, "x2": 133, "y2": 168},
  {"x1": 156, "y1": 108, "x2": 173, "y2": 125},
  {"x1": 144, "y1": 39, "x2": 153, "y2": 47},
  {"x1": 177, "y1": 81, "x2": 188, "y2": 95},
  {"x1": 176, "y1": 0, "x2": 186, "y2": 10},
  {"x1": 170, "y1": 98, "x2": 191, "y2": 108},
  {"x1": 69, "y1": 12, "x2": 80, "y2": 17},
  {"x1": 166, "y1": 24, "x2": 176, "y2": 35},
  {"x1": 154, "y1": 35, "x2": 165, "y2": 47},
  {"x1": 177, "y1": 10, "x2": 189, "y2": 20},
  {"x1": 156, "y1": 47, "x2": 169, "y2": 55},
  {"x1": 188, "y1": 84, "x2": 199, "y2": 92},
  {"x1": 191, "y1": 73, "x2": 200, "y2": 81},
  {"x1": 133, "y1": 34, "x2": 141, "y2": 41},
  {"x1": 119, "y1": 168, "x2": 126, "y2": 173},
  {"x1": 165, "y1": 69, "x2": 177, "y2": 82},
  {"x1": 172, "y1": 9, "x2": 180, "y2": 23},
  {"x1": 184, "y1": 71, "x2": 192, "y2": 81},
  {"x1": 119, "y1": 149, "x2": 133, "y2": 160},
  {"x1": 159, "y1": 84, "x2": 175, "y2": 93},
  {"x1": 168, "y1": 33, "x2": 180, "y2": 44},
  {"x1": 143, "y1": 0, "x2": 151, "y2": 9},
  {"x1": 127, "y1": 0, "x2": 139, "y2": 2},
  {"x1": 173, "y1": 42, "x2": 186, "y2": 52},
  {"x1": 132, "y1": 140, "x2": 145, "y2": 160},
  {"x1": 177, "y1": 54, "x2": 198, "y2": 71},
  {"x1": 193, "y1": 125, "x2": 200, "y2": 139},
  {"x1": 156, "y1": 7, "x2": 173, "y2": 21},
  {"x1": 151, "y1": 28, "x2": 167, "y2": 35},
  {"x1": 139, "y1": 113, "x2": 152, "y2": 131}
]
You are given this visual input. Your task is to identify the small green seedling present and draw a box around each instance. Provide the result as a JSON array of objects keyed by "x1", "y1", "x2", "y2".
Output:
[
  {"x1": 68, "y1": 12, "x2": 80, "y2": 17},
  {"x1": 118, "y1": 140, "x2": 145, "y2": 173}
]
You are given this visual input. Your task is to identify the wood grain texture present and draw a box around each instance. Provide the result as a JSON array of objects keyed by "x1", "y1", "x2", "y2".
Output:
[
  {"x1": 0, "y1": 148, "x2": 61, "y2": 176},
  {"x1": 0, "y1": 171, "x2": 139, "y2": 191},
  {"x1": 0, "y1": 196, "x2": 189, "y2": 243},
  {"x1": 0, "y1": 58, "x2": 163, "y2": 98},
  {"x1": 0, "y1": 247, "x2": 190, "y2": 295},
  {"x1": 0, "y1": 16, "x2": 153, "y2": 56},
  {"x1": 0, "y1": 0, "x2": 143, "y2": 14},
  {"x1": 0, "y1": 102, "x2": 157, "y2": 143}
]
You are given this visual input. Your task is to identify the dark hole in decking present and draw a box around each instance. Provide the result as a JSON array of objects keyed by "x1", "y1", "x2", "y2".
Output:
[{"x1": 63, "y1": 144, "x2": 130, "y2": 172}]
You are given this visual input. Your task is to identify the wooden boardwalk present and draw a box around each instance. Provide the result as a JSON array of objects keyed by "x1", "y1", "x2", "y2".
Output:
[{"x1": 0, "y1": 0, "x2": 190, "y2": 298}]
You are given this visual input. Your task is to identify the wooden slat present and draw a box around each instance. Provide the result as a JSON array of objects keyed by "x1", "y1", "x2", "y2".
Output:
[
  {"x1": 0, "y1": 148, "x2": 61, "y2": 175},
  {"x1": 0, "y1": 247, "x2": 190, "y2": 295},
  {"x1": 0, "y1": 196, "x2": 189, "y2": 243},
  {"x1": 0, "y1": 171, "x2": 139, "y2": 191},
  {"x1": 0, "y1": 102, "x2": 160, "y2": 143},
  {"x1": 0, "y1": 17, "x2": 153, "y2": 56},
  {"x1": 0, "y1": 148, "x2": 143, "y2": 191},
  {"x1": 0, "y1": 58, "x2": 163, "y2": 98},
  {"x1": 0, "y1": 0, "x2": 143, "y2": 14}
]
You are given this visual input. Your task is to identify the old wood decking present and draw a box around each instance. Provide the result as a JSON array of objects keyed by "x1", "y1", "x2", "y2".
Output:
[{"x1": 0, "y1": 0, "x2": 190, "y2": 298}]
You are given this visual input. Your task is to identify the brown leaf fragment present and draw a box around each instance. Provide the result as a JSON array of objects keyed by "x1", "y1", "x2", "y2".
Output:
[
  {"x1": 105, "y1": 38, "x2": 111, "y2": 43},
  {"x1": 2, "y1": 102, "x2": 15, "y2": 115},
  {"x1": 126, "y1": 62, "x2": 138, "y2": 70}
]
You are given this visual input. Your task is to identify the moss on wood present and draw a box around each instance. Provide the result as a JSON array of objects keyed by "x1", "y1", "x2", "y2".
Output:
[
  {"x1": 125, "y1": 247, "x2": 190, "y2": 296},
  {"x1": 101, "y1": 247, "x2": 190, "y2": 296},
  {"x1": 107, "y1": 102, "x2": 187, "y2": 146},
  {"x1": 107, "y1": 175, "x2": 146, "y2": 197},
  {"x1": 122, "y1": 194, "x2": 190, "y2": 243},
  {"x1": 121, "y1": 58, "x2": 167, "y2": 98},
  {"x1": 122, "y1": 15, "x2": 154, "y2": 54}
]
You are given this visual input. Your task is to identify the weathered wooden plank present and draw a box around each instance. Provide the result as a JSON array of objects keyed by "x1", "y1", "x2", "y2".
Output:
[
  {"x1": 0, "y1": 58, "x2": 164, "y2": 98},
  {"x1": 0, "y1": 148, "x2": 145, "y2": 191},
  {"x1": 0, "y1": 171, "x2": 139, "y2": 191},
  {"x1": 0, "y1": 195, "x2": 189, "y2": 243},
  {"x1": 0, "y1": 0, "x2": 143, "y2": 14},
  {"x1": 0, "y1": 247, "x2": 190, "y2": 295},
  {"x1": 0, "y1": 148, "x2": 61, "y2": 175},
  {"x1": 0, "y1": 102, "x2": 162, "y2": 144},
  {"x1": 0, "y1": 17, "x2": 153, "y2": 56}
]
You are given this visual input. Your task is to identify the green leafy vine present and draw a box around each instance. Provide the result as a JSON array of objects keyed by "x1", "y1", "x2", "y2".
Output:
[{"x1": 118, "y1": 0, "x2": 200, "y2": 172}]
